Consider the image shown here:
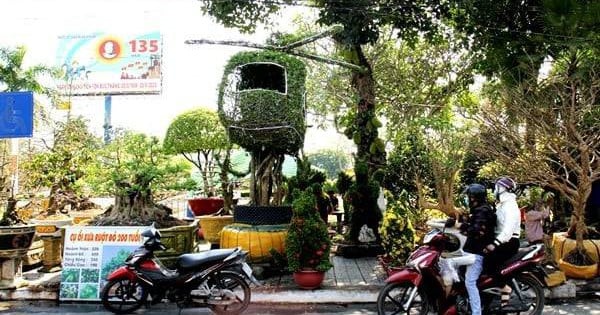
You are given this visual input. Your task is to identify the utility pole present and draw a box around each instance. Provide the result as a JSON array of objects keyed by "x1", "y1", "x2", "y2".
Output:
[{"x1": 103, "y1": 95, "x2": 112, "y2": 144}]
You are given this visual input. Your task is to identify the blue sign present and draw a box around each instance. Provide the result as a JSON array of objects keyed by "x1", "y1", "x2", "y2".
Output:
[{"x1": 0, "y1": 92, "x2": 34, "y2": 138}]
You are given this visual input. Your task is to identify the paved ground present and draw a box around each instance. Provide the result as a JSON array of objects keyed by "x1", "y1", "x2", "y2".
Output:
[
  {"x1": 2, "y1": 300, "x2": 600, "y2": 315},
  {"x1": 258, "y1": 256, "x2": 385, "y2": 290}
]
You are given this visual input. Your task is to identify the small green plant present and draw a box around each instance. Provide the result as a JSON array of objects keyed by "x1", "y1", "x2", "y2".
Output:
[
  {"x1": 380, "y1": 191, "x2": 416, "y2": 267},
  {"x1": 61, "y1": 269, "x2": 80, "y2": 283},
  {"x1": 285, "y1": 189, "x2": 332, "y2": 272},
  {"x1": 79, "y1": 283, "x2": 99, "y2": 299},
  {"x1": 60, "y1": 284, "x2": 79, "y2": 299},
  {"x1": 81, "y1": 268, "x2": 99, "y2": 283}
]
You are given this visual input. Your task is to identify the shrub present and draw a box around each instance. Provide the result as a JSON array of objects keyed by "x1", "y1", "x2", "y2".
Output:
[
  {"x1": 285, "y1": 189, "x2": 332, "y2": 272},
  {"x1": 380, "y1": 191, "x2": 417, "y2": 267}
]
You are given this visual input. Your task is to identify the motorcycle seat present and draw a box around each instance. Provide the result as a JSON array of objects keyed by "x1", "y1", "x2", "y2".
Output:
[{"x1": 178, "y1": 249, "x2": 237, "y2": 269}]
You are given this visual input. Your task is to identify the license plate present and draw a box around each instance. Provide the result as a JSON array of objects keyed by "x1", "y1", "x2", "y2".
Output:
[{"x1": 242, "y1": 263, "x2": 253, "y2": 277}]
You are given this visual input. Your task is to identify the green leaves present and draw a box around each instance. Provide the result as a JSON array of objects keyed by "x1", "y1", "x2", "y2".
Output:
[
  {"x1": 86, "y1": 131, "x2": 195, "y2": 197},
  {"x1": 22, "y1": 117, "x2": 100, "y2": 194},
  {"x1": 218, "y1": 50, "x2": 307, "y2": 154},
  {"x1": 286, "y1": 189, "x2": 332, "y2": 272},
  {"x1": 163, "y1": 108, "x2": 228, "y2": 154}
]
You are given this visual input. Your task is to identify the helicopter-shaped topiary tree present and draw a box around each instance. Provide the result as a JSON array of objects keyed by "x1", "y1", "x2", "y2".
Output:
[{"x1": 218, "y1": 51, "x2": 306, "y2": 206}]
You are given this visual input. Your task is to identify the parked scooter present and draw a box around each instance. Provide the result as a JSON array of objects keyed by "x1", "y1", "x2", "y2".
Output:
[
  {"x1": 101, "y1": 223, "x2": 259, "y2": 315},
  {"x1": 377, "y1": 220, "x2": 547, "y2": 315}
]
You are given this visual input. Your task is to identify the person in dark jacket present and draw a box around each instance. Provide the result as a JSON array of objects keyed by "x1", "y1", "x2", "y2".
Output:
[{"x1": 446, "y1": 184, "x2": 496, "y2": 315}]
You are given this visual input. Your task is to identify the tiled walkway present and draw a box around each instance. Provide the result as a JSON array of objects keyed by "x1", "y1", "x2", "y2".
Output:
[{"x1": 259, "y1": 255, "x2": 386, "y2": 290}]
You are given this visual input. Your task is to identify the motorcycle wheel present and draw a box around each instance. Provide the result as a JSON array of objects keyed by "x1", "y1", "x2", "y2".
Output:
[
  {"x1": 506, "y1": 274, "x2": 545, "y2": 315},
  {"x1": 377, "y1": 281, "x2": 430, "y2": 315},
  {"x1": 208, "y1": 271, "x2": 251, "y2": 315},
  {"x1": 101, "y1": 279, "x2": 147, "y2": 314}
]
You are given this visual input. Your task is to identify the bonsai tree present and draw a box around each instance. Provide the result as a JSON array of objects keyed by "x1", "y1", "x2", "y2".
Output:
[
  {"x1": 285, "y1": 186, "x2": 332, "y2": 273},
  {"x1": 476, "y1": 51, "x2": 600, "y2": 265},
  {"x1": 285, "y1": 157, "x2": 326, "y2": 205},
  {"x1": 218, "y1": 51, "x2": 306, "y2": 206},
  {"x1": 89, "y1": 131, "x2": 196, "y2": 228},
  {"x1": 0, "y1": 45, "x2": 58, "y2": 226},
  {"x1": 164, "y1": 108, "x2": 229, "y2": 197},
  {"x1": 22, "y1": 116, "x2": 100, "y2": 216}
]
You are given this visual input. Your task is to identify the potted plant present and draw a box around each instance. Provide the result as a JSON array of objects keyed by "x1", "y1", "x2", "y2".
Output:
[
  {"x1": 379, "y1": 191, "x2": 416, "y2": 276},
  {"x1": 22, "y1": 117, "x2": 101, "y2": 271},
  {"x1": 285, "y1": 185, "x2": 332, "y2": 289},
  {"x1": 0, "y1": 46, "x2": 58, "y2": 285},
  {"x1": 164, "y1": 108, "x2": 229, "y2": 216}
]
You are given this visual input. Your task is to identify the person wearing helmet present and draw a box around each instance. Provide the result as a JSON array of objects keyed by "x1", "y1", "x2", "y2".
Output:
[
  {"x1": 485, "y1": 176, "x2": 521, "y2": 307},
  {"x1": 445, "y1": 183, "x2": 496, "y2": 315}
]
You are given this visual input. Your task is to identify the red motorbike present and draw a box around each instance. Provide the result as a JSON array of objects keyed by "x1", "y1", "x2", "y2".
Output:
[
  {"x1": 377, "y1": 227, "x2": 547, "y2": 315},
  {"x1": 101, "y1": 223, "x2": 258, "y2": 315}
]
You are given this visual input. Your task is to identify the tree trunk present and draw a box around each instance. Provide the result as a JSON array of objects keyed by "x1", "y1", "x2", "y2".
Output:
[
  {"x1": 573, "y1": 177, "x2": 592, "y2": 251},
  {"x1": 250, "y1": 150, "x2": 284, "y2": 206},
  {"x1": 219, "y1": 149, "x2": 234, "y2": 214},
  {"x1": 350, "y1": 45, "x2": 385, "y2": 173},
  {"x1": 200, "y1": 151, "x2": 211, "y2": 197},
  {"x1": 93, "y1": 182, "x2": 184, "y2": 228},
  {"x1": 344, "y1": 45, "x2": 386, "y2": 243}
]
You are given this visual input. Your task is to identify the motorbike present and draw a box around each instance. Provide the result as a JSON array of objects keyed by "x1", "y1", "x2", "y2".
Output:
[
  {"x1": 101, "y1": 223, "x2": 259, "y2": 315},
  {"x1": 377, "y1": 220, "x2": 547, "y2": 315}
]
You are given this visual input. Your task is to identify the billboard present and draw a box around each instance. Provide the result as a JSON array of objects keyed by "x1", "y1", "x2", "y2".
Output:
[{"x1": 56, "y1": 32, "x2": 162, "y2": 95}]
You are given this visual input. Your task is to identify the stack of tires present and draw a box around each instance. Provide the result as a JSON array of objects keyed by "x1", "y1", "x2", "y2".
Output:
[{"x1": 220, "y1": 205, "x2": 292, "y2": 263}]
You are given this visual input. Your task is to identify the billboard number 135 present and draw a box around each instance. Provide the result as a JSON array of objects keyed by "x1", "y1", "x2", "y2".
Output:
[{"x1": 129, "y1": 39, "x2": 159, "y2": 53}]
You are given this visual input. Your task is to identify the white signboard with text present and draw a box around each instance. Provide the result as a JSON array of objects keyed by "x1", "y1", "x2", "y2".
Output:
[{"x1": 60, "y1": 226, "x2": 144, "y2": 301}]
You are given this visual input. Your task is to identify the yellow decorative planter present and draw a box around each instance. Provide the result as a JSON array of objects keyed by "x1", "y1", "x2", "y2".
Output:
[
  {"x1": 198, "y1": 215, "x2": 234, "y2": 244},
  {"x1": 545, "y1": 270, "x2": 566, "y2": 287},
  {"x1": 220, "y1": 224, "x2": 288, "y2": 263},
  {"x1": 552, "y1": 232, "x2": 600, "y2": 263},
  {"x1": 558, "y1": 259, "x2": 598, "y2": 279},
  {"x1": 156, "y1": 220, "x2": 198, "y2": 268}
]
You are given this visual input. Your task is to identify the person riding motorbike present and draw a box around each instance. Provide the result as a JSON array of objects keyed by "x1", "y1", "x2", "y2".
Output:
[
  {"x1": 445, "y1": 184, "x2": 496, "y2": 315},
  {"x1": 484, "y1": 176, "x2": 521, "y2": 308}
]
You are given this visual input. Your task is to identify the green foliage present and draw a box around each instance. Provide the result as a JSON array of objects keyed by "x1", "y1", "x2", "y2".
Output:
[
  {"x1": 383, "y1": 132, "x2": 432, "y2": 197},
  {"x1": 449, "y1": 0, "x2": 600, "y2": 83},
  {"x1": 164, "y1": 108, "x2": 229, "y2": 196},
  {"x1": 336, "y1": 171, "x2": 353, "y2": 195},
  {"x1": 218, "y1": 50, "x2": 307, "y2": 154},
  {"x1": 80, "y1": 268, "x2": 99, "y2": 283},
  {"x1": 285, "y1": 189, "x2": 332, "y2": 272},
  {"x1": 306, "y1": 149, "x2": 349, "y2": 180},
  {"x1": 101, "y1": 249, "x2": 131, "y2": 280},
  {"x1": 164, "y1": 108, "x2": 228, "y2": 155},
  {"x1": 200, "y1": 0, "x2": 288, "y2": 33},
  {"x1": 380, "y1": 191, "x2": 416, "y2": 266},
  {"x1": 61, "y1": 269, "x2": 80, "y2": 282},
  {"x1": 22, "y1": 117, "x2": 100, "y2": 195},
  {"x1": 86, "y1": 131, "x2": 196, "y2": 197},
  {"x1": 347, "y1": 160, "x2": 382, "y2": 242},
  {"x1": 0, "y1": 46, "x2": 58, "y2": 94},
  {"x1": 285, "y1": 157, "x2": 326, "y2": 205},
  {"x1": 60, "y1": 284, "x2": 78, "y2": 299},
  {"x1": 79, "y1": 283, "x2": 98, "y2": 299}
]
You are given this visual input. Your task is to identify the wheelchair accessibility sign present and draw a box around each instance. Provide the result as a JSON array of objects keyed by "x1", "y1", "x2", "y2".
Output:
[{"x1": 0, "y1": 92, "x2": 33, "y2": 138}]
